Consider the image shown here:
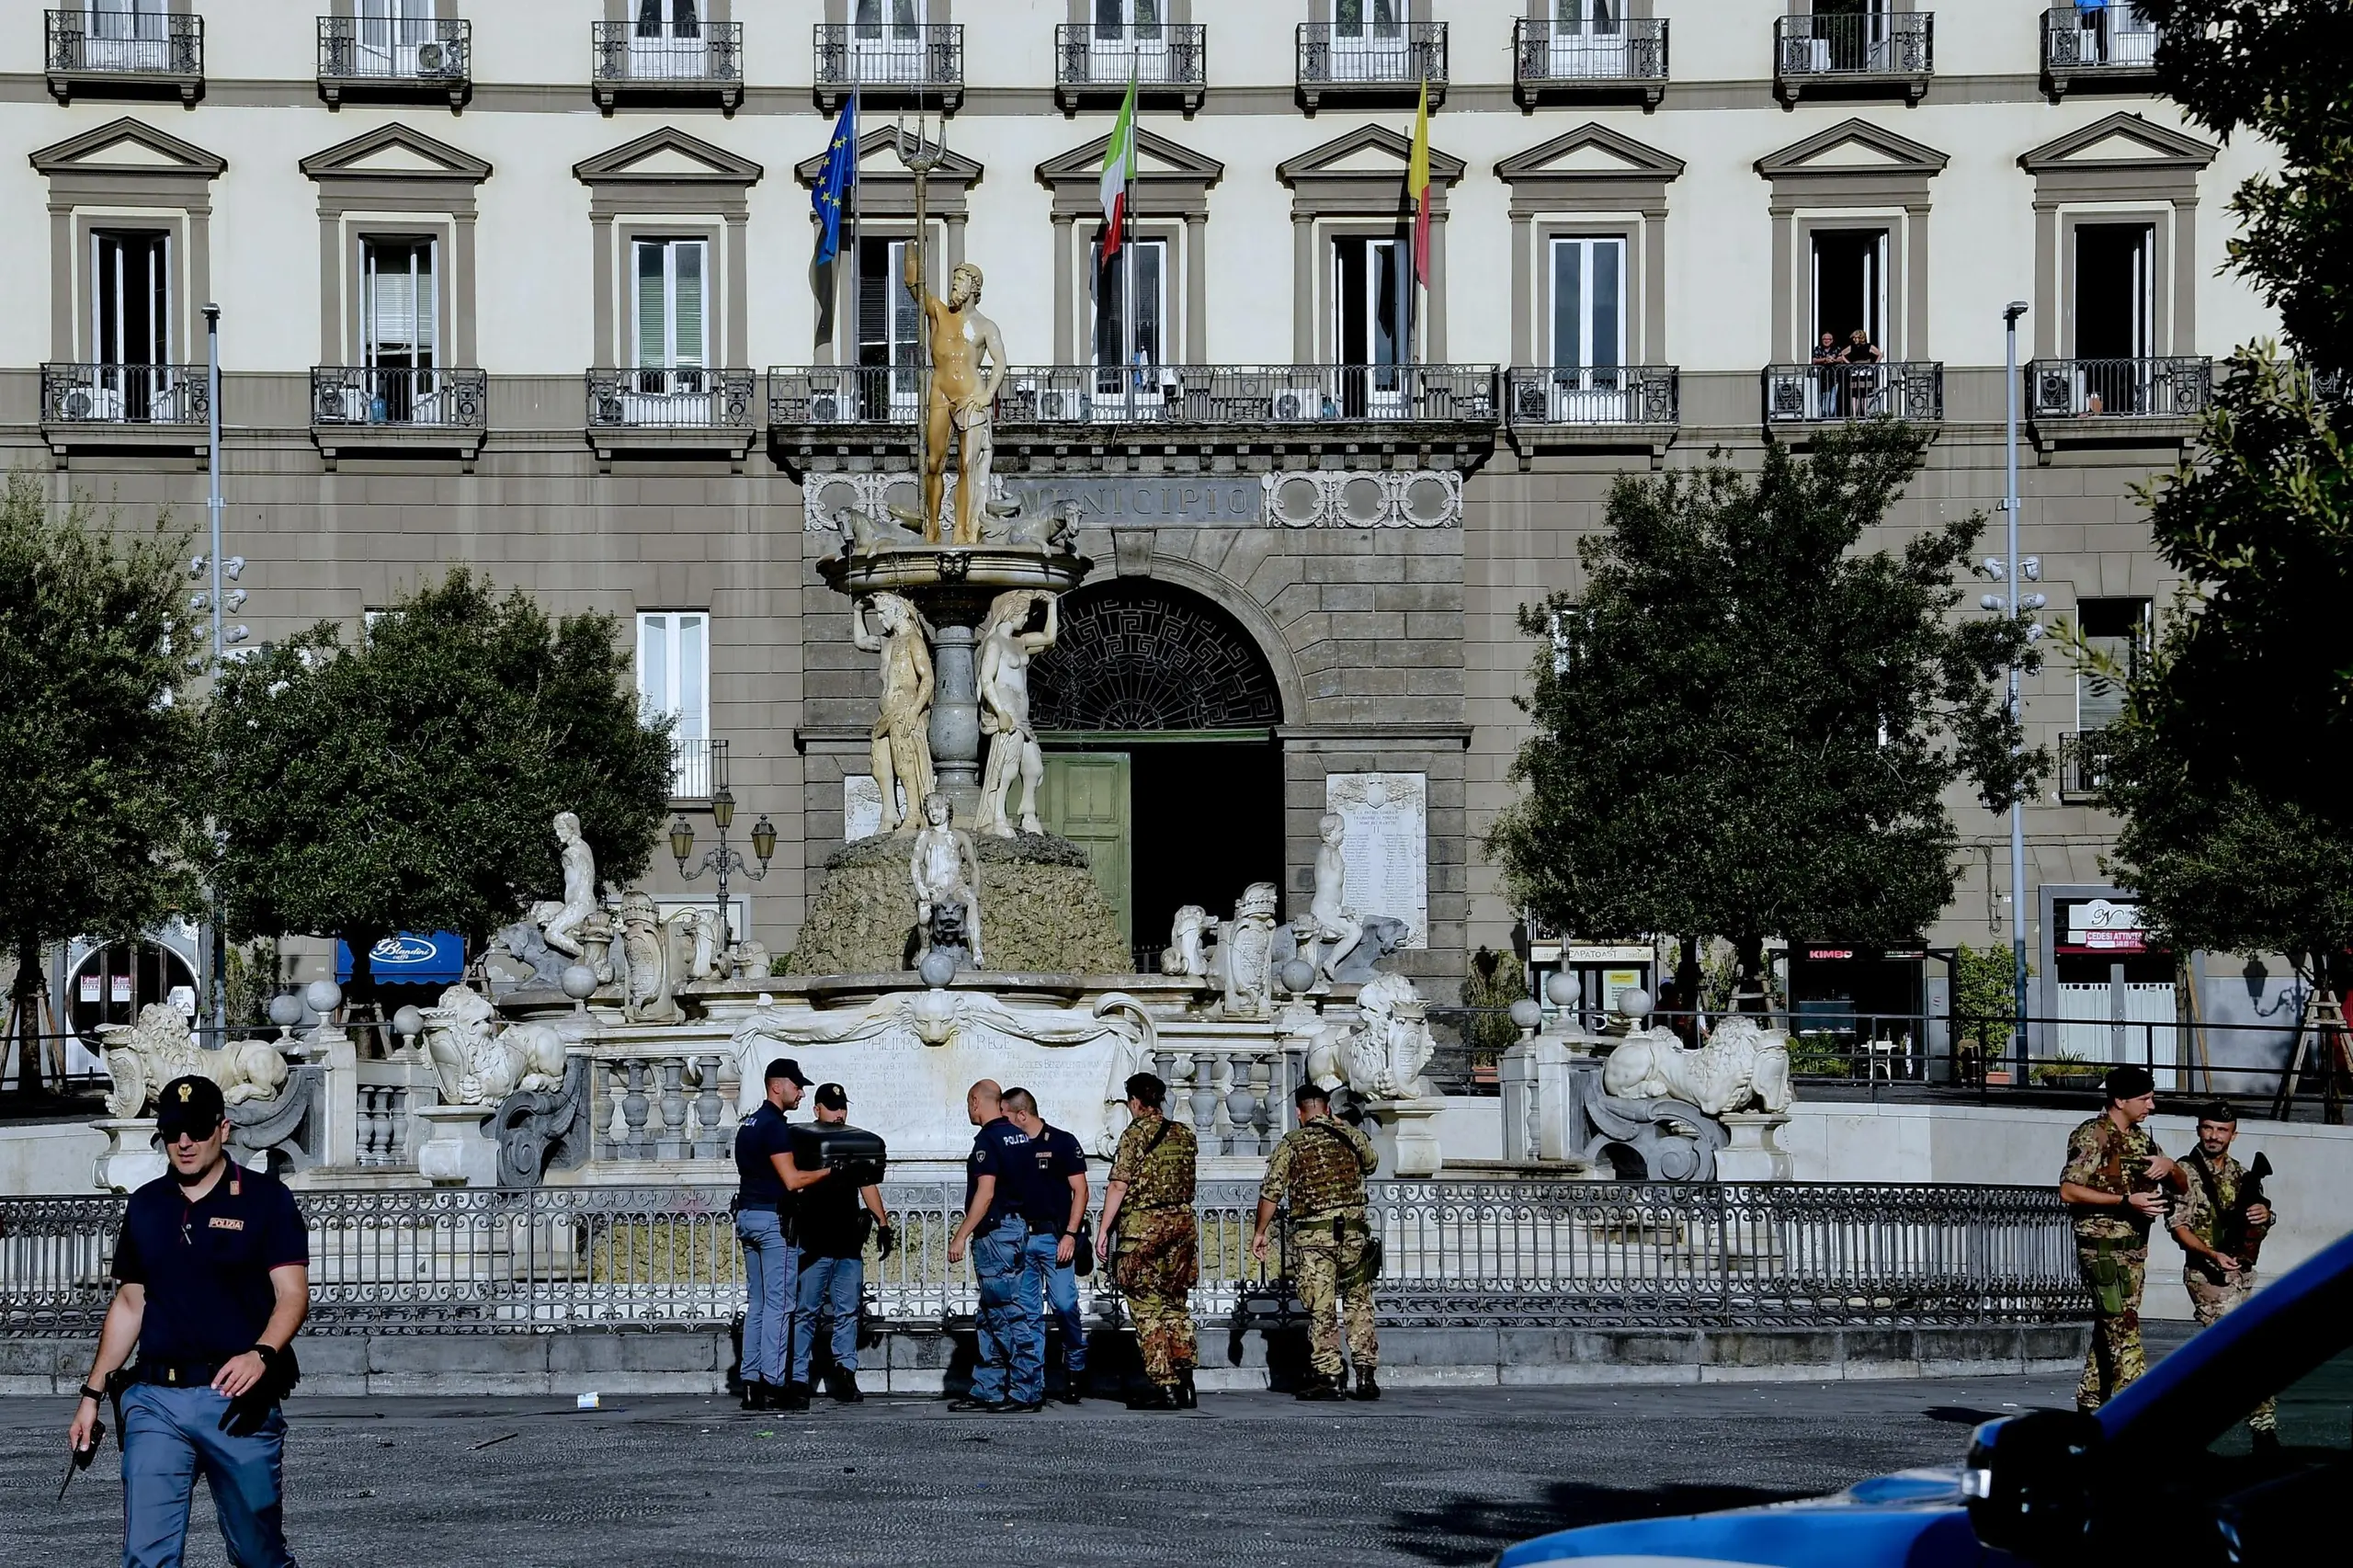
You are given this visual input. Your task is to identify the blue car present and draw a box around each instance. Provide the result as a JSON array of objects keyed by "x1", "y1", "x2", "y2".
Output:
[{"x1": 1500, "y1": 1228, "x2": 2352, "y2": 1566}]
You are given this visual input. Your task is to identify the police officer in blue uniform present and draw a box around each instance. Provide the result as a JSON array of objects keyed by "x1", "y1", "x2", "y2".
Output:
[
  {"x1": 946, "y1": 1083, "x2": 1086, "y2": 1413},
  {"x1": 68, "y1": 1074, "x2": 309, "y2": 1568},
  {"x1": 733, "y1": 1055, "x2": 818, "y2": 1411}
]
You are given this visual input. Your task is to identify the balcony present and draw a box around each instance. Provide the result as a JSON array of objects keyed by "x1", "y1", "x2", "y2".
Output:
[
  {"x1": 1774, "y1": 12, "x2": 1933, "y2": 105},
  {"x1": 814, "y1": 23, "x2": 963, "y2": 112},
  {"x1": 1505, "y1": 367, "x2": 1678, "y2": 461},
  {"x1": 591, "y1": 19, "x2": 743, "y2": 114},
  {"x1": 2041, "y1": 5, "x2": 2158, "y2": 97},
  {"x1": 1296, "y1": 22, "x2": 1446, "y2": 110},
  {"x1": 317, "y1": 17, "x2": 470, "y2": 108},
  {"x1": 585, "y1": 369, "x2": 756, "y2": 468},
  {"x1": 1762, "y1": 361, "x2": 1944, "y2": 425},
  {"x1": 310, "y1": 366, "x2": 488, "y2": 468},
  {"x1": 40, "y1": 362, "x2": 210, "y2": 460},
  {"x1": 2025, "y1": 356, "x2": 2211, "y2": 453},
  {"x1": 2058, "y1": 729, "x2": 2115, "y2": 802},
  {"x1": 1055, "y1": 23, "x2": 1206, "y2": 115},
  {"x1": 1512, "y1": 17, "x2": 1667, "y2": 108},
  {"x1": 669, "y1": 736, "x2": 715, "y2": 803},
  {"x1": 45, "y1": 8, "x2": 203, "y2": 104}
]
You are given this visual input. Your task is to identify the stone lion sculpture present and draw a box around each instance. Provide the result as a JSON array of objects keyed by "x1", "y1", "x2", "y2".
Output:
[
  {"x1": 99, "y1": 1005, "x2": 288, "y2": 1120},
  {"x1": 1602, "y1": 1014, "x2": 1794, "y2": 1116},
  {"x1": 1162, "y1": 905, "x2": 1211, "y2": 979},
  {"x1": 1308, "y1": 971, "x2": 1436, "y2": 1102},
  {"x1": 417, "y1": 985, "x2": 570, "y2": 1107}
]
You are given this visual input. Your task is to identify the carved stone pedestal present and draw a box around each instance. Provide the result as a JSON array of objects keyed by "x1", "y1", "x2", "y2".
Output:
[
  {"x1": 415, "y1": 1103, "x2": 499, "y2": 1187},
  {"x1": 1714, "y1": 1110, "x2": 1794, "y2": 1183},
  {"x1": 1362, "y1": 1095, "x2": 1446, "y2": 1178},
  {"x1": 93, "y1": 1119, "x2": 165, "y2": 1193}
]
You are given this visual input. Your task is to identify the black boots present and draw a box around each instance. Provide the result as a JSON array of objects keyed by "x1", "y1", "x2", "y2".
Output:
[
  {"x1": 1174, "y1": 1369, "x2": 1197, "y2": 1409},
  {"x1": 828, "y1": 1369, "x2": 863, "y2": 1404},
  {"x1": 1126, "y1": 1382, "x2": 1175, "y2": 1410},
  {"x1": 777, "y1": 1381, "x2": 813, "y2": 1412},
  {"x1": 1295, "y1": 1373, "x2": 1346, "y2": 1402},
  {"x1": 739, "y1": 1381, "x2": 767, "y2": 1411},
  {"x1": 1349, "y1": 1369, "x2": 1381, "y2": 1403}
]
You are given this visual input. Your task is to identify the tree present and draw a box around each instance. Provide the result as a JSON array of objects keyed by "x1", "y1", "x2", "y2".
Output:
[
  {"x1": 1487, "y1": 423, "x2": 2039, "y2": 1006},
  {"x1": 206, "y1": 569, "x2": 674, "y2": 1003},
  {"x1": 0, "y1": 472, "x2": 201, "y2": 1096},
  {"x1": 2083, "y1": 4, "x2": 2353, "y2": 995}
]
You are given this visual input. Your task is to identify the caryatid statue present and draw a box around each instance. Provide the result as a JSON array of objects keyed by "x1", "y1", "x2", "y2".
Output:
[
  {"x1": 853, "y1": 593, "x2": 937, "y2": 834},
  {"x1": 973, "y1": 588, "x2": 1058, "y2": 837},
  {"x1": 905, "y1": 254, "x2": 1007, "y2": 544}
]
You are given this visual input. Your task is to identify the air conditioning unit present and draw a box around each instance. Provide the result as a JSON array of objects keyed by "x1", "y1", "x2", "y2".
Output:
[
  {"x1": 415, "y1": 40, "x2": 455, "y2": 76},
  {"x1": 1034, "y1": 388, "x2": 1085, "y2": 422},
  {"x1": 808, "y1": 391, "x2": 846, "y2": 423},
  {"x1": 62, "y1": 384, "x2": 123, "y2": 422},
  {"x1": 1268, "y1": 386, "x2": 1324, "y2": 421}
]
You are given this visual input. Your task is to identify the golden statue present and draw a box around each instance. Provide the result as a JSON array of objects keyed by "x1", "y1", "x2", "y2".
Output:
[{"x1": 904, "y1": 253, "x2": 1007, "y2": 545}]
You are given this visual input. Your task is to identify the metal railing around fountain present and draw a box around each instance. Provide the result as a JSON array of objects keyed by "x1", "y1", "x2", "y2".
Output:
[{"x1": 0, "y1": 1179, "x2": 2084, "y2": 1337}]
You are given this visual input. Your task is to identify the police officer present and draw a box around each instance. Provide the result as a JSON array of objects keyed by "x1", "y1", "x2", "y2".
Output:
[
  {"x1": 945, "y1": 1082, "x2": 1080, "y2": 1413},
  {"x1": 1097, "y1": 1071, "x2": 1199, "y2": 1411},
  {"x1": 2057, "y1": 1063, "x2": 2186, "y2": 1414},
  {"x1": 68, "y1": 1075, "x2": 310, "y2": 1568},
  {"x1": 786, "y1": 1083, "x2": 892, "y2": 1405},
  {"x1": 1004, "y1": 1088, "x2": 1092, "y2": 1403},
  {"x1": 2169, "y1": 1100, "x2": 2279, "y2": 1449},
  {"x1": 1252, "y1": 1083, "x2": 1381, "y2": 1402},
  {"x1": 734, "y1": 1055, "x2": 817, "y2": 1412}
]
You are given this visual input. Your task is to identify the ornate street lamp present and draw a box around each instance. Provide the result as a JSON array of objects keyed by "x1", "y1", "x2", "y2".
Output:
[{"x1": 670, "y1": 773, "x2": 775, "y2": 950}]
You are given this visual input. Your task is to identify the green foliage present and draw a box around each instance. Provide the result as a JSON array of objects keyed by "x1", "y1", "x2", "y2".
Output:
[
  {"x1": 0, "y1": 472, "x2": 201, "y2": 1033},
  {"x1": 1787, "y1": 1031, "x2": 1850, "y2": 1078},
  {"x1": 1487, "y1": 423, "x2": 2040, "y2": 967},
  {"x1": 1950, "y1": 942, "x2": 2027, "y2": 1048},
  {"x1": 1459, "y1": 946, "x2": 1529, "y2": 1058},
  {"x1": 2032, "y1": 1051, "x2": 2098, "y2": 1088},
  {"x1": 207, "y1": 569, "x2": 674, "y2": 958},
  {"x1": 222, "y1": 939, "x2": 281, "y2": 1030}
]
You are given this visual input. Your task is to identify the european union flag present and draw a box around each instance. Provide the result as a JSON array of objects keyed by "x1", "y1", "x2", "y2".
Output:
[{"x1": 813, "y1": 95, "x2": 858, "y2": 266}]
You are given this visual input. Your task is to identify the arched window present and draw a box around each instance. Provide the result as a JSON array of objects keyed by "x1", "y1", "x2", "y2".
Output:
[{"x1": 1030, "y1": 582, "x2": 1281, "y2": 733}]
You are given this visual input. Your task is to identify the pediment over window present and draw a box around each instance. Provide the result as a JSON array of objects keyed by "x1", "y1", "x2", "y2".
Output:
[
  {"x1": 1279, "y1": 124, "x2": 1465, "y2": 188},
  {"x1": 30, "y1": 117, "x2": 224, "y2": 179},
  {"x1": 1756, "y1": 119, "x2": 1949, "y2": 181},
  {"x1": 1035, "y1": 129, "x2": 1222, "y2": 219},
  {"x1": 2020, "y1": 112, "x2": 2217, "y2": 176},
  {"x1": 1496, "y1": 123, "x2": 1684, "y2": 185},
  {"x1": 792, "y1": 128, "x2": 983, "y2": 192},
  {"x1": 575, "y1": 127, "x2": 763, "y2": 187},
  {"x1": 301, "y1": 123, "x2": 491, "y2": 185}
]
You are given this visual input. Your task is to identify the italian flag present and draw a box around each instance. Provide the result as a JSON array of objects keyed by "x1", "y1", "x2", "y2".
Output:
[
  {"x1": 1099, "y1": 72, "x2": 1139, "y2": 260},
  {"x1": 1408, "y1": 78, "x2": 1432, "y2": 288}
]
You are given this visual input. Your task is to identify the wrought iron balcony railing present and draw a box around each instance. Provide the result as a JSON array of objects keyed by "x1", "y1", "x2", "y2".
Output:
[
  {"x1": 45, "y1": 8, "x2": 203, "y2": 87},
  {"x1": 1296, "y1": 22, "x2": 1446, "y2": 104},
  {"x1": 1763, "y1": 360, "x2": 1944, "y2": 424},
  {"x1": 1055, "y1": 22, "x2": 1205, "y2": 104},
  {"x1": 814, "y1": 22, "x2": 963, "y2": 106},
  {"x1": 41, "y1": 363, "x2": 208, "y2": 426},
  {"x1": 586, "y1": 369, "x2": 756, "y2": 431},
  {"x1": 2027, "y1": 357, "x2": 2212, "y2": 420},
  {"x1": 318, "y1": 16, "x2": 469, "y2": 91},
  {"x1": 1506, "y1": 367, "x2": 1678, "y2": 427},
  {"x1": 1513, "y1": 17, "x2": 1668, "y2": 87},
  {"x1": 767, "y1": 364, "x2": 1500, "y2": 430},
  {"x1": 312, "y1": 367, "x2": 485, "y2": 429},
  {"x1": 668, "y1": 735, "x2": 715, "y2": 803},
  {"x1": 592, "y1": 18, "x2": 742, "y2": 100},
  {"x1": 2058, "y1": 729, "x2": 2116, "y2": 801},
  {"x1": 2042, "y1": 5, "x2": 2158, "y2": 74},
  {"x1": 1775, "y1": 11, "x2": 1932, "y2": 92}
]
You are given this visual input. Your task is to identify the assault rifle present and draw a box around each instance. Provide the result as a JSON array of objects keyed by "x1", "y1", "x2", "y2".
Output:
[{"x1": 2219, "y1": 1152, "x2": 2274, "y2": 1269}]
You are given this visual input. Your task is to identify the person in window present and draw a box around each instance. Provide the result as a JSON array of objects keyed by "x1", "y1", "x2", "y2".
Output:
[
  {"x1": 1843, "y1": 328, "x2": 1882, "y2": 416},
  {"x1": 1812, "y1": 331, "x2": 1844, "y2": 416}
]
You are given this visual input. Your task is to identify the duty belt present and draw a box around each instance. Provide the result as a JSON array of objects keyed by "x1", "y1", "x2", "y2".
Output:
[{"x1": 128, "y1": 1361, "x2": 227, "y2": 1389}]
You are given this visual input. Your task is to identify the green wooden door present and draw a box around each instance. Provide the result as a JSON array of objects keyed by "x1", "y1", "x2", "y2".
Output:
[{"x1": 1037, "y1": 752, "x2": 1131, "y2": 945}]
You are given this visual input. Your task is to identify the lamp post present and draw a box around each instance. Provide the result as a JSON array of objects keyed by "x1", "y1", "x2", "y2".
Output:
[
  {"x1": 669, "y1": 784, "x2": 777, "y2": 952},
  {"x1": 1997, "y1": 301, "x2": 2044, "y2": 1075}
]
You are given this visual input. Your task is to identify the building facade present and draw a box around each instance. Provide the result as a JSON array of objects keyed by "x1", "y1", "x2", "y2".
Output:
[{"x1": 0, "y1": 3, "x2": 2282, "y2": 1059}]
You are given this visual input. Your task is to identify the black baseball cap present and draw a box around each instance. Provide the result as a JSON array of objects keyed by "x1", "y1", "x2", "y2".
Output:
[
  {"x1": 2104, "y1": 1064, "x2": 2156, "y2": 1102},
  {"x1": 813, "y1": 1083, "x2": 848, "y2": 1111},
  {"x1": 764, "y1": 1057, "x2": 814, "y2": 1087},
  {"x1": 156, "y1": 1075, "x2": 226, "y2": 1142}
]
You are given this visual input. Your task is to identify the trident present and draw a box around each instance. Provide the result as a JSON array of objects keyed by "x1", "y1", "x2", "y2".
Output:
[{"x1": 895, "y1": 108, "x2": 947, "y2": 531}]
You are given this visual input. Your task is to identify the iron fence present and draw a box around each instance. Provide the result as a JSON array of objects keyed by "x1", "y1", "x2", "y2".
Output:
[
  {"x1": 2042, "y1": 5, "x2": 2158, "y2": 71},
  {"x1": 1775, "y1": 11, "x2": 1933, "y2": 78},
  {"x1": 46, "y1": 8, "x2": 202, "y2": 77},
  {"x1": 0, "y1": 1178, "x2": 2085, "y2": 1339},
  {"x1": 2058, "y1": 728, "x2": 2114, "y2": 801},
  {"x1": 1506, "y1": 366, "x2": 1679, "y2": 426},
  {"x1": 1296, "y1": 21, "x2": 1447, "y2": 92},
  {"x1": 2028, "y1": 357, "x2": 2213, "y2": 420},
  {"x1": 317, "y1": 15, "x2": 469, "y2": 84},
  {"x1": 813, "y1": 22, "x2": 962, "y2": 94},
  {"x1": 1763, "y1": 360, "x2": 1944, "y2": 423},
  {"x1": 40, "y1": 362, "x2": 209, "y2": 426},
  {"x1": 311, "y1": 366, "x2": 485, "y2": 428},
  {"x1": 592, "y1": 18, "x2": 741, "y2": 85},
  {"x1": 1513, "y1": 17, "x2": 1668, "y2": 84},
  {"x1": 1056, "y1": 22, "x2": 1205, "y2": 92},
  {"x1": 586, "y1": 369, "x2": 756, "y2": 430},
  {"x1": 767, "y1": 364, "x2": 1500, "y2": 429}
]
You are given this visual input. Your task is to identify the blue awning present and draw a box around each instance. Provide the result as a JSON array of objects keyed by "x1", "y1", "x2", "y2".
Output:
[{"x1": 334, "y1": 931, "x2": 465, "y2": 986}]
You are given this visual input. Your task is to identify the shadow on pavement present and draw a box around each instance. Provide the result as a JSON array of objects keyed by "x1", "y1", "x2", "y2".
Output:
[{"x1": 1383, "y1": 1480, "x2": 1811, "y2": 1566}]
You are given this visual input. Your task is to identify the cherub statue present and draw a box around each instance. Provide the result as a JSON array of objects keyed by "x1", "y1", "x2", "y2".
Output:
[
  {"x1": 1306, "y1": 812, "x2": 1366, "y2": 981},
  {"x1": 852, "y1": 593, "x2": 937, "y2": 835},
  {"x1": 910, "y1": 790, "x2": 984, "y2": 969},
  {"x1": 972, "y1": 589, "x2": 1058, "y2": 837},
  {"x1": 533, "y1": 811, "x2": 598, "y2": 959}
]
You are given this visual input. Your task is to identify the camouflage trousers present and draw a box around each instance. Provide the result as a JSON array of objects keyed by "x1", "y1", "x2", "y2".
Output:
[
  {"x1": 2075, "y1": 1240, "x2": 2148, "y2": 1412},
  {"x1": 1113, "y1": 1207, "x2": 1199, "y2": 1386},
  {"x1": 1291, "y1": 1218, "x2": 1378, "y2": 1378},
  {"x1": 2185, "y1": 1266, "x2": 2277, "y2": 1433}
]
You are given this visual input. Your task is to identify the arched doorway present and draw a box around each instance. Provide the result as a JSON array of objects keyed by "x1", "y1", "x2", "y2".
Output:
[
  {"x1": 1028, "y1": 581, "x2": 1286, "y2": 963},
  {"x1": 67, "y1": 938, "x2": 199, "y2": 1041}
]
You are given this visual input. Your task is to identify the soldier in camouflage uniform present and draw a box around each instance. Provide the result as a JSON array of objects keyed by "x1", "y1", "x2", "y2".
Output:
[
  {"x1": 2169, "y1": 1100, "x2": 2279, "y2": 1446},
  {"x1": 1252, "y1": 1083, "x2": 1382, "y2": 1402},
  {"x1": 1097, "y1": 1072, "x2": 1200, "y2": 1411},
  {"x1": 2057, "y1": 1064, "x2": 2185, "y2": 1414}
]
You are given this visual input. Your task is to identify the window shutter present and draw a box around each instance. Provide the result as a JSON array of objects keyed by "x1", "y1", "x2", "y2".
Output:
[
  {"x1": 638, "y1": 613, "x2": 671, "y2": 718},
  {"x1": 676, "y1": 614, "x2": 707, "y2": 739},
  {"x1": 675, "y1": 243, "x2": 706, "y2": 368},
  {"x1": 636, "y1": 242, "x2": 665, "y2": 367}
]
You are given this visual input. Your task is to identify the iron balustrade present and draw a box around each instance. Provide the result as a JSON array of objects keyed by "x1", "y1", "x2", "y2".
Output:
[
  {"x1": 2042, "y1": 4, "x2": 2157, "y2": 72},
  {"x1": 768, "y1": 364, "x2": 922, "y2": 426},
  {"x1": 769, "y1": 364, "x2": 1500, "y2": 428},
  {"x1": 40, "y1": 362, "x2": 208, "y2": 426},
  {"x1": 1775, "y1": 10, "x2": 1933, "y2": 78},
  {"x1": 0, "y1": 1179, "x2": 2086, "y2": 1339},
  {"x1": 45, "y1": 7, "x2": 202, "y2": 78},
  {"x1": 1506, "y1": 366, "x2": 1679, "y2": 426},
  {"x1": 1513, "y1": 17, "x2": 1668, "y2": 85},
  {"x1": 1056, "y1": 22, "x2": 1205, "y2": 93},
  {"x1": 2058, "y1": 728, "x2": 2115, "y2": 801},
  {"x1": 668, "y1": 735, "x2": 715, "y2": 801},
  {"x1": 585, "y1": 369, "x2": 756, "y2": 431},
  {"x1": 2027, "y1": 357, "x2": 2213, "y2": 420},
  {"x1": 317, "y1": 15, "x2": 469, "y2": 84},
  {"x1": 1763, "y1": 360, "x2": 1944, "y2": 423},
  {"x1": 814, "y1": 22, "x2": 963, "y2": 95},
  {"x1": 1296, "y1": 21, "x2": 1447, "y2": 93},
  {"x1": 311, "y1": 366, "x2": 485, "y2": 429},
  {"x1": 592, "y1": 18, "x2": 742, "y2": 85}
]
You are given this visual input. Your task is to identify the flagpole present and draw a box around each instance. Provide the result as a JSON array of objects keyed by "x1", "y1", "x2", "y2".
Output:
[{"x1": 1123, "y1": 50, "x2": 1137, "y2": 420}]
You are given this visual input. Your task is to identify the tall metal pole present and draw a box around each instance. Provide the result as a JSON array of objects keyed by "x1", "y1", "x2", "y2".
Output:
[
  {"x1": 2004, "y1": 301, "x2": 2029, "y2": 1075},
  {"x1": 203, "y1": 302, "x2": 225, "y2": 1047}
]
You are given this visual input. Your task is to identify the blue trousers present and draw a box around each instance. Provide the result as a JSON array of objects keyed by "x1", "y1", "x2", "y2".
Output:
[
  {"x1": 970, "y1": 1219, "x2": 1058, "y2": 1405},
  {"x1": 791, "y1": 1254, "x2": 864, "y2": 1384},
  {"x1": 736, "y1": 1207, "x2": 797, "y2": 1387},
  {"x1": 119, "y1": 1381, "x2": 297, "y2": 1568},
  {"x1": 1045, "y1": 1260, "x2": 1088, "y2": 1375}
]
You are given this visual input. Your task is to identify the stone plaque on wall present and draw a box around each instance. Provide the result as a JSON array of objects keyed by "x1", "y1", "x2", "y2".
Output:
[
  {"x1": 1324, "y1": 773, "x2": 1428, "y2": 949},
  {"x1": 844, "y1": 777, "x2": 883, "y2": 842}
]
